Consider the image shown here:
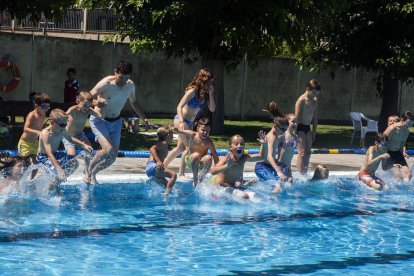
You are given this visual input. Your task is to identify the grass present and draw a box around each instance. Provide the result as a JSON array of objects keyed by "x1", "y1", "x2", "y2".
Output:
[{"x1": 3, "y1": 117, "x2": 414, "y2": 151}]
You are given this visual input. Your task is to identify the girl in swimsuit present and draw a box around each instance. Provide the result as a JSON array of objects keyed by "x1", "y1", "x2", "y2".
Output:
[
  {"x1": 277, "y1": 114, "x2": 298, "y2": 183},
  {"x1": 163, "y1": 68, "x2": 216, "y2": 178}
]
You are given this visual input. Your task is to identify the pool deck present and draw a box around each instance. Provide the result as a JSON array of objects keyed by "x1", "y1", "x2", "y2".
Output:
[{"x1": 71, "y1": 154, "x2": 414, "y2": 177}]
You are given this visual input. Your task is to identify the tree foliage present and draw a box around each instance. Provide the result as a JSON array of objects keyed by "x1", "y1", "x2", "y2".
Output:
[
  {"x1": 0, "y1": 0, "x2": 77, "y2": 22},
  {"x1": 83, "y1": 0, "x2": 346, "y2": 69},
  {"x1": 297, "y1": 0, "x2": 414, "y2": 83}
]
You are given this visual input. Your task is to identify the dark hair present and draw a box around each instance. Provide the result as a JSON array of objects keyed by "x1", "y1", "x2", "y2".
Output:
[
  {"x1": 195, "y1": 117, "x2": 210, "y2": 129},
  {"x1": 0, "y1": 155, "x2": 29, "y2": 178},
  {"x1": 263, "y1": 101, "x2": 288, "y2": 128},
  {"x1": 29, "y1": 92, "x2": 37, "y2": 101},
  {"x1": 115, "y1": 61, "x2": 133, "y2": 74},
  {"x1": 33, "y1": 92, "x2": 51, "y2": 105},
  {"x1": 67, "y1": 68, "x2": 76, "y2": 75},
  {"x1": 374, "y1": 133, "x2": 387, "y2": 144},
  {"x1": 401, "y1": 111, "x2": 413, "y2": 122},
  {"x1": 306, "y1": 79, "x2": 321, "y2": 91}
]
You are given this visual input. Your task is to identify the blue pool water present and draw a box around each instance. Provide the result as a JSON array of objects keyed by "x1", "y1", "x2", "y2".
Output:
[{"x1": 1, "y1": 176, "x2": 414, "y2": 275}]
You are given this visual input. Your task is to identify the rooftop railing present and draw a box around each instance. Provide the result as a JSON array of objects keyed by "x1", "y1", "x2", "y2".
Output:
[{"x1": 0, "y1": 9, "x2": 121, "y2": 33}]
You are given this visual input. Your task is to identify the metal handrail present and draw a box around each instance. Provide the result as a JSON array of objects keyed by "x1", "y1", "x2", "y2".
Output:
[{"x1": 0, "y1": 9, "x2": 121, "y2": 32}]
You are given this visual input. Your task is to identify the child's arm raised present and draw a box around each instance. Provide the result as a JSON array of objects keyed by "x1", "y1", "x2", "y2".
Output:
[
  {"x1": 65, "y1": 105, "x2": 77, "y2": 116},
  {"x1": 175, "y1": 128, "x2": 196, "y2": 138}
]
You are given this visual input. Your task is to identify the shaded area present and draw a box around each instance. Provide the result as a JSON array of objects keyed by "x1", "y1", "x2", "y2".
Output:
[
  {"x1": 228, "y1": 251, "x2": 414, "y2": 275},
  {"x1": 0, "y1": 207, "x2": 413, "y2": 243}
]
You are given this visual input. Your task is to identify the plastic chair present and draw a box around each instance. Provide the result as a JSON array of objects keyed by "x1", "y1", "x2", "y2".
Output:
[{"x1": 349, "y1": 112, "x2": 379, "y2": 147}]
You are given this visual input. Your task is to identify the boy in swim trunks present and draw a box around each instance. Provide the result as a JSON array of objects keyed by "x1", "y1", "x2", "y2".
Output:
[
  {"x1": 63, "y1": 91, "x2": 102, "y2": 183},
  {"x1": 358, "y1": 133, "x2": 390, "y2": 190},
  {"x1": 383, "y1": 111, "x2": 414, "y2": 182},
  {"x1": 37, "y1": 109, "x2": 93, "y2": 195},
  {"x1": 176, "y1": 117, "x2": 219, "y2": 187},
  {"x1": 18, "y1": 93, "x2": 51, "y2": 158},
  {"x1": 211, "y1": 134, "x2": 261, "y2": 200},
  {"x1": 295, "y1": 79, "x2": 320, "y2": 174},
  {"x1": 146, "y1": 126, "x2": 177, "y2": 195}
]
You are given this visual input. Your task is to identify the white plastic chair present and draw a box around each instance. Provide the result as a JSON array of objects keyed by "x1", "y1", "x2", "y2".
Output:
[{"x1": 349, "y1": 112, "x2": 379, "y2": 146}]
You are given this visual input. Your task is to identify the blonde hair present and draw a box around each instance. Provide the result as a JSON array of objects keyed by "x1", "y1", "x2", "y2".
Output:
[
  {"x1": 310, "y1": 165, "x2": 329, "y2": 181},
  {"x1": 49, "y1": 109, "x2": 68, "y2": 123},
  {"x1": 185, "y1": 68, "x2": 213, "y2": 101},
  {"x1": 78, "y1": 91, "x2": 93, "y2": 102},
  {"x1": 157, "y1": 125, "x2": 172, "y2": 141}
]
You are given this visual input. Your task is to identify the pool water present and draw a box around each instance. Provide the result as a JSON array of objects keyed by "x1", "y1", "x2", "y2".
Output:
[{"x1": 1, "y1": 176, "x2": 414, "y2": 275}]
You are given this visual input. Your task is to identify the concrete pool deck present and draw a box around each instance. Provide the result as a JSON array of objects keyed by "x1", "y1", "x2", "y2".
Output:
[{"x1": 71, "y1": 154, "x2": 414, "y2": 178}]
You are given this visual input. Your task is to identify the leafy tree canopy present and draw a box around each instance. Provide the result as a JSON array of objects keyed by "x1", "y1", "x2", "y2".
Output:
[
  {"x1": 0, "y1": 0, "x2": 77, "y2": 22},
  {"x1": 83, "y1": 0, "x2": 348, "y2": 69},
  {"x1": 297, "y1": 0, "x2": 414, "y2": 82}
]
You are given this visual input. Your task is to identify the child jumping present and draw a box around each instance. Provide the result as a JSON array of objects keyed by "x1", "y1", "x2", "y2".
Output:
[
  {"x1": 211, "y1": 134, "x2": 261, "y2": 200},
  {"x1": 146, "y1": 125, "x2": 177, "y2": 195},
  {"x1": 277, "y1": 113, "x2": 298, "y2": 183},
  {"x1": 358, "y1": 133, "x2": 390, "y2": 190},
  {"x1": 63, "y1": 91, "x2": 101, "y2": 183},
  {"x1": 36, "y1": 109, "x2": 93, "y2": 195},
  {"x1": 18, "y1": 93, "x2": 51, "y2": 157},
  {"x1": 254, "y1": 101, "x2": 289, "y2": 193},
  {"x1": 176, "y1": 117, "x2": 219, "y2": 187}
]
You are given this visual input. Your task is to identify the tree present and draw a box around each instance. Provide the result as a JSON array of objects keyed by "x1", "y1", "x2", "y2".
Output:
[
  {"x1": 82, "y1": 0, "x2": 346, "y2": 133},
  {"x1": 0, "y1": 0, "x2": 77, "y2": 22},
  {"x1": 296, "y1": 0, "x2": 414, "y2": 131}
]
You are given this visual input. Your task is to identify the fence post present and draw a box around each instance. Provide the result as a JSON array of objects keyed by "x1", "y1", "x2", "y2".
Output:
[
  {"x1": 83, "y1": 8, "x2": 88, "y2": 36},
  {"x1": 11, "y1": 18, "x2": 15, "y2": 32}
]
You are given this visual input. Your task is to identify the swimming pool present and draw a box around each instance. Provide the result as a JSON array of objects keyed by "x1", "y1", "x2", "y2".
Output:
[{"x1": 1, "y1": 174, "x2": 414, "y2": 275}]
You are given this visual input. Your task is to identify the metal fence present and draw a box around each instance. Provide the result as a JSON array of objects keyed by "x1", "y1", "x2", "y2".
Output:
[{"x1": 0, "y1": 9, "x2": 120, "y2": 32}]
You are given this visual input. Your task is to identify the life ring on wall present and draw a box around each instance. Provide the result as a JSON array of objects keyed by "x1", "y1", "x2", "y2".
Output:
[{"x1": 0, "y1": 60, "x2": 21, "y2": 92}]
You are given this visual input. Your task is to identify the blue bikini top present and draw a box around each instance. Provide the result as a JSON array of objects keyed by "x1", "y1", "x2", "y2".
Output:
[{"x1": 186, "y1": 95, "x2": 207, "y2": 109}]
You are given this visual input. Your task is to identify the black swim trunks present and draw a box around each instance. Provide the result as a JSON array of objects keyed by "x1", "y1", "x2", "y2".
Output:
[
  {"x1": 297, "y1": 123, "x2": 311, "y2": 134},
  {"x1": 387, "y1": 150, "x2": 408, "y2": 167}
]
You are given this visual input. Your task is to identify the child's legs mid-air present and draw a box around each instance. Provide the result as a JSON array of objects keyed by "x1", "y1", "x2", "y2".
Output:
[{"x1": 156, "y1": 168, "x2": 177, "y2": 195}]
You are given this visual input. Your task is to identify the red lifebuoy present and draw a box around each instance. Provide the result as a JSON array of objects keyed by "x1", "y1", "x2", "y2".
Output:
[{"x1": 0, "y1": 60, "x2": 21, "y2": 92}]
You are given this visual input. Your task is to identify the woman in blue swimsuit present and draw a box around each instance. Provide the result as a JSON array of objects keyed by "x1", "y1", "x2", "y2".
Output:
[{"x1": 163, "y1": 68, "x2": 216, "y2": 177}]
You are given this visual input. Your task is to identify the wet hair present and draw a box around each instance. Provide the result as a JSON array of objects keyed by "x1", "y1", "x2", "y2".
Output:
[
  {"x1": 157, "y1": 125, "x2": 172, "y2": 141},
  {"x1": 29, "y1": 92, "x2": 37, "y2": 102},
  {"x1": 49, "y1": 109, "x2": 68, "y2": 123},
  {"x1": 67, "y1": 68, "x2": 76, "y2": 75},
  {"x1": 401, "y1": 111, "x2": 414, "y2": 122},
  {"x1": 374, "y1": 133, "x2": 387, "y2": 144},
  {"x1": 0, "y1": 155, "x2": 29, "y2": 178},
  {"x1": 78, "y1": 91, "x2": 93, "y2": 102},
  {"x1": 306, "y1": 79, "x2": 321, "y2": 91},
  {"x1": 228, "y1": 134, "x2": 245, "y2": 146},
  {"x1": 185, "y1": 68, "x2": 214, "y2": 103},
  {"x1": 33, "y1": 92, "x2": 51, "y2": 105},
  {"x1": 115, "y1": 61, "x2": 133, "y2": 74},
  {"x1": 195, "y1": 117, "x2": 211, "y2": 129},
  {"x1": 310, "y1": 165, "x2": 329, "y2": 182},
  {"x1": 263, "y1": 101, "x2": 288, "y2": 128}
]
